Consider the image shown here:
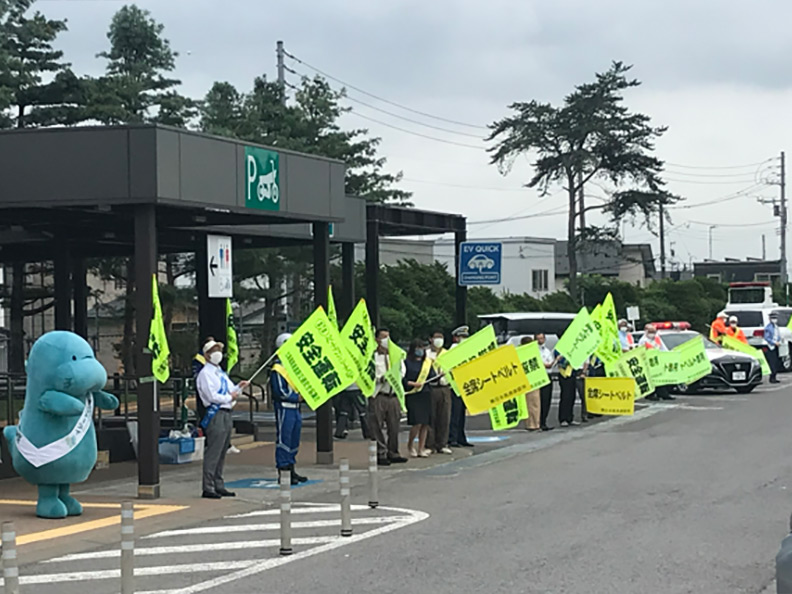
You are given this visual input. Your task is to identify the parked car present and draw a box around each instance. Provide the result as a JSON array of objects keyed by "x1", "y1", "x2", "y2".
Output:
[
  {"x1": 478, "y1": 312, "x2": 576, "y2": 345},
  {"x1": 723, "y1": 307, "x2": 792, "y2": 372}
]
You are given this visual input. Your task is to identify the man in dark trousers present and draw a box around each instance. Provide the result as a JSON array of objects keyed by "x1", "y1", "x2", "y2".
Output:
[
  {"x1": 765, "y1": 312, "x2": 783, "y2": 384},
  {"x1": 448, "y1": 325, "x2": 473, "y2": 448},
  {"x1": 369, "y1": 329, "x2": 408, "y2": 466},
  {"x1": 334, "y1": 381, "x2": 370, "y2": 440}
]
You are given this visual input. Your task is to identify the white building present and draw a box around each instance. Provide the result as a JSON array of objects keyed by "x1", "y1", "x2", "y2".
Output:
[{"x1": 356, "y1": 236, "x2": 557, "y2": 298}]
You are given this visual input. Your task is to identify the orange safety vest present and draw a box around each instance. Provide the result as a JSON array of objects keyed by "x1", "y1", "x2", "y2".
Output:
[
  {"x1": 710, "y1": 318, "x2": 727, "y2": 343},
  {"x1": 725, "y1": 326, "x2": 748, "y2": 344},
  {"x1": 642, "y1": 335, "x2": 663, "y2": 350}
]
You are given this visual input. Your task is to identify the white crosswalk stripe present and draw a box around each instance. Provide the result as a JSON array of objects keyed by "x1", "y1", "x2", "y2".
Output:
[{"x1": 4, "y1": 503, "x2": 428, "y2": 593}]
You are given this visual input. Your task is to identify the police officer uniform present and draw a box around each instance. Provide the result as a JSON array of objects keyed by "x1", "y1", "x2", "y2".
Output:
[{"x1": 448, "y1": 325, "x2": 473, "y2": 448}]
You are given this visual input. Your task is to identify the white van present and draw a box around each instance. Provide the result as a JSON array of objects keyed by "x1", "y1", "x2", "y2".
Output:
[{"x1": 477, "y1": 312, "x2": 577, "y2": 349}]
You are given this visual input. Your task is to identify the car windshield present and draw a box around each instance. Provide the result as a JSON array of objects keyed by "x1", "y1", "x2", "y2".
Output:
[
  {"x1": 660, "y1": 332, "x2": 719, "y2": 350},
  {"x1": 725, "y1": 310, "x2": 765, "y2": 327},
  {"x1": 772, "y1": 309, "x2": 792, "y2": 327}
]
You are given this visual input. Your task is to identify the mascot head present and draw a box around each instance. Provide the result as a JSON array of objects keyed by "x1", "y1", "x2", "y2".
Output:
[{"x1": 27, "y1": 331, "x2": 107, "y2": 399}]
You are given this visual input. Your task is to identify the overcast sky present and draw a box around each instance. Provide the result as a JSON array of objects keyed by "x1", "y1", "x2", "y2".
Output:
[{"x1": 40, "y1": 0, "x2": 792, "y2": 270}]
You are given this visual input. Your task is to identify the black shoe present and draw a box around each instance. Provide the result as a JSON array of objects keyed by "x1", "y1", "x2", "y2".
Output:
[
  {"x1": 541, "y1": 425, "x2": 554, "y2": 431},
  {"x1": 459, "y1": 442, "x2": 474, "y2": 448},
  {"x1": 377, "y1": 458, "x2": 391, "y2": 466},
  {"x1": 771, "y1": 378, "x2": 781, "y2": 384},
  {"x1": 291, "y1": 469, "x2": 308, "y2": 483},
  {"x1": 389, "y1": 456, "x2": 408, "y2": 463},
  {"x1": 217, "y1": 489, "x2": 236, "y2": 497},
  {"x1": 202, "y1": 491, "x2": 221, "y2": 499},
  {"x1": 448, "y1": 442, "x2": 462, "y2": 448},
  {"x1": 278, "y1": 468, "x2": 300, "y2": 485},
  {"x1": 581, "y1": 417, "x2": 589, "y2": 423}
]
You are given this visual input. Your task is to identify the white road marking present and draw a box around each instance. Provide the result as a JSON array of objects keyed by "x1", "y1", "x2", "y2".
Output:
[
  {"x1": 43, "y1": 536, "x2": 338, "y2": 562},
  {"x1": 145, "y1": 515, "x2": 413, "y2": 538},
  {"x1": 137, "y1": 506, "x2": 429, "y2": 594},
  {"x1": 227, "y1": 504, "x2": 371, "y2": 519}
]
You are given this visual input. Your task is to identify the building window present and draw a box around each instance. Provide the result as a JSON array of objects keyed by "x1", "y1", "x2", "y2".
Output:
[
  {"x1": 755, "y1": 273, "x2": 781, "y2": 283},
  {"x1": 532, "y1": 269, "x2": 549, "y2": 292},
  {"x1": 707, "y1": 273, "x2": 722, "y2": 282}
]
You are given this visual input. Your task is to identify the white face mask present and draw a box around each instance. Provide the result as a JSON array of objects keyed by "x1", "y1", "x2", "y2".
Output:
[
  {"x1": 209, "y1": 351, "x2": 223, "y2": 365},
  {"x1": 379, "y1": 337, "x2": 389, "y2": 349},
  {"x1": 646, "y1": 333, "x2": 656, "y2": 340},
  {"x1": 432, "y1": 338, "x2": 444, "y2": 349}
]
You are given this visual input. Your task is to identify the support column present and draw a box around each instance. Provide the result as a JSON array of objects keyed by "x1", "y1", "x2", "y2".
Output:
[
  {"x1": 53, "y1": 240, "x2": 73, "y2": 331},
  {"x1": 313, "y1": 222, "x2": 333, "y2": 465},
  {"x1": 340, "y1": 242, "x2": 356, "y2": 320},
  {"x1": 72, "y1": 256, "x2": 88, "y2": 340},
  {"x1": 454, "y1": 230, "x2": 468, "y2": 328},
  {"x1": 195, "y1": 237, "x2": 227, "y2": 354},
  {"x1": 134, "y1": 204, "x2": 160, "y2": 500},
  {"x1": 365, "y1": 219, "x2": 380, "y2": 328},
  {"x1": 9, "y1": 262, "x2": 24, "y2": 373}
]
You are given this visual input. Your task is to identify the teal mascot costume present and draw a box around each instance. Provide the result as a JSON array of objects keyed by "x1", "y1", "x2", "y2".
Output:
[{"x1": 2, "y1": 331, "x2": 119, "y2": 519}]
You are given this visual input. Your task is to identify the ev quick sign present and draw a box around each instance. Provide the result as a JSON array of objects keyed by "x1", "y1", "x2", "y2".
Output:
[
  {"x1": 459, "y1": 241, "x2": 502, "y2": 286},
  {"x1": 245, "y1": 146, "x2": 280, "y2": 211}
]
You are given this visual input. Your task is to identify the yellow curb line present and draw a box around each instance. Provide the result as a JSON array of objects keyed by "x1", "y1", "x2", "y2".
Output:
[{"x1": 0, "y1": 499, "x2": 188, "y2": 545}]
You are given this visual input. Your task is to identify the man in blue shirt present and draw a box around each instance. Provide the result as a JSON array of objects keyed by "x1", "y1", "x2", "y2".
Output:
[
  {"x1": 764, "y1": 313, "x2": 782, "y2": 384},
  {"x1": 271, "y1": 333, "x2": 307, "y2": 485}
]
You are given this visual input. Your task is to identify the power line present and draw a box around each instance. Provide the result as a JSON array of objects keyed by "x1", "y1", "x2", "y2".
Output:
[
  {"x1": 346, "y1": 110, "x2": 486, "y2": 150},
  {"x1": 283, "y1": 50, "x2": 488, "y2": 130},
  {"x1": 664, "y1": 176, "x2": 763, "y2": 185},
  {"x1": 663, "y1": 169, "x2": 765, "y2": 179},
  {"x1": 668, "y1": 183, "x2": 765, "y2": 210},
  {"x1": 401, "y1": 178, "x2": 529, "y2": 192},
  {"x1": 664, "y1": 158, "x2": 775, "y2": 170}
]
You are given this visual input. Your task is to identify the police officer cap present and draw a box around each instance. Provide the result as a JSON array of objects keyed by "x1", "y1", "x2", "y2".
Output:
[
  {"x1": 452, "y1": 325, "x2": 470, "y2": 337},
  {"x1": 275, "y1": 333, "x2": 292, "y2": 348}
]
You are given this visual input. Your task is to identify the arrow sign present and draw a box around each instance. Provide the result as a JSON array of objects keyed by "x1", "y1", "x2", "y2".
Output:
[{"x1": 209, "y1": 256, "x2": 218, "y2": 276}]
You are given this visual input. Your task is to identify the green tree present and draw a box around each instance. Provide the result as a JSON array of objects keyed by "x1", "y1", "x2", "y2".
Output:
[
  {"x1": 488, "y1": 61, "x2": 679, "y2": 300},
  {"x1": 0, "y1": 0, "x2": 87, "y2": 129},
  {"x1": 89, "y1": 4, "x2": 195, "y2": 125}
]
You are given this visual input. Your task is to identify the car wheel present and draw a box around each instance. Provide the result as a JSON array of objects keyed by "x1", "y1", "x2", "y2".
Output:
[
  {"x1": 736, "y1": 385, "x2": 757, "y2": 394},
  {"x1": 783, "y1": 343, "x2": 792, "y2": 372}
]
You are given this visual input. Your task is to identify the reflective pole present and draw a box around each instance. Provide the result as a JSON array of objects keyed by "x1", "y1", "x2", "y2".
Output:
[
  {"x1": 340, "y1": 458, "x2": 352, "y2": 537},
  {"x1": 120, "y1": 501, "x2": 134, "y2": 594},
  {"x1": 279, "y1": 474, "x2": 293, "y2": 555},
  {"x1": 1, "y1": 521, "x2": 20, "y2": 594},
  {"x1": 368, "y1": 441, "x2": 379, "y2": 509}
]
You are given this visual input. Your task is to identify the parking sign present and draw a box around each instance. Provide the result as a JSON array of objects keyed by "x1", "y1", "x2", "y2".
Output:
[{"x1": 459, "y1": 242, "x2": 502, "y2": 286}]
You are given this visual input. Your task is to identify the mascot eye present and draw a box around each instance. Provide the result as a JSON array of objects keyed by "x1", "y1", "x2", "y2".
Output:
[{"x1": 72, "y1": 355, "x2": 77, "y2": 361}]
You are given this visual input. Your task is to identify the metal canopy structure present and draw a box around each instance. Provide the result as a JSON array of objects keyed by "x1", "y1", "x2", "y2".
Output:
[
  {"x1": 0, "y1": 124, "x2": 362, "y2": 495},
  {"x1": 365, "y1": 203, "x2": 468, "y2": 328}
]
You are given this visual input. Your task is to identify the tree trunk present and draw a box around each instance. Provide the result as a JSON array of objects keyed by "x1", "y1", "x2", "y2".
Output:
[
  {"x1": 121, "y1": 258, "x2": 136, "y2": 376},
  {"x1": 567, "y1": 182, "x2": 579, "y2": 302}
]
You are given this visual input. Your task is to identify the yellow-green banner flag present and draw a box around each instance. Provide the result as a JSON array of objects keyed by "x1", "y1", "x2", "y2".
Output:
[
  {"x1": 722, "y1": 335, "x2": 770, "y2": 376},
  {"x1": 605, "y1": 348, "x2": 654, "y2": 399},
  {"x1": 516, "y1": 341, "x2": 551, "y2": 390},
  {"x1": 226, "y1": 298, "x2": 239, "y2": 373},
  {"x1": 673, "y1": 337, "x2": 711, "y2": 385},
  {"x1": 277, "y1": 306, "x2": 358, "y2": 410},
  {"x1": 489, "y1": 393, "x2": 529, "y2": 430},
  {"x1": 327, "y1": 285, "x2": 338, "y2": 330},
  {"x1": 339, "y1": 299, "x2": 377, "y2": 396},
  {"x1": 148, "y1": 275, "x2": 170, "y2": 384},
  {"x1": 646, "y1": 350, "x2": 682, "y2": 386},
  {"x1": 435, "y1": 325, "x2": 498, "y2": 395},
  {"x1": 554, "y1": 307, "x2": 600, "y2": 369},
  {"x1": 385, "y1": 341, "x2": 407, "y2": 412},
  {"x1": 595, "y1": 294, "x2": 621, "y2": 364}
]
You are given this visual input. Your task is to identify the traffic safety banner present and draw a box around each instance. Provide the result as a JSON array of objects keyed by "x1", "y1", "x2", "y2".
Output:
[
  {"x1": 385, "y1": 340, "x2": 407, "y2": 412},
  {"x1": 435, "y1": 325, "x2": 498, "y2": 395},
  {"x1": 605, "y1": 348, "x2": 654, "y2": 399},
  {"x1": 584, "y1": 377, "x2": 636, "y2": 416},
  {"x1": 554, "y1": 307, "x2": 601, "y2": 369},
  {"x1": 148, "y1": 274, "x2": 171, "y2": 384},
  {"x1": 339, "y1": 299, "x2": 377, "y2": 396},
  {"x1": 450, "y1": 344, "x2": 531, "y2": 415},
  {"x1": 645, "y1": 350, "x2": 682, "y2": 386},
  {"x1": 673, "y1": 336, "x2": 712, "y2": 385},
  {"x1": 515, "y1": 341, "x2": 551, "y2": 390},
  {"x1": 276, "y1": 306, "x2": 358, "y2": 410},
  {"x1": 721, "y1": 335, "x2": 770, "y2": 376},
  {"x1": 489, "y1": 392, "x2": 529, "y2": 430}
]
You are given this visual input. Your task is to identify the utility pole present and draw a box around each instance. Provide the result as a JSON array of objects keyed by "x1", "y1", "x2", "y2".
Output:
[
  {"x1": 781, "y1": 151, "x2": 787, "y2": 287},
  {"x1": 276, "y1": 40, "x2": 286, "y2": 105},
  {"x1": 577, "y1": 172, "x2": 586, "y2": 231},
  {"x1": 708, "y1": 225, "x2": 716, "y2": 260},
  {"x1": 762, "y1": 234, "x2": 767, "y2": 260},
  {"x1": 659, "y1": 203, "x2": 666, "y2": 279}
]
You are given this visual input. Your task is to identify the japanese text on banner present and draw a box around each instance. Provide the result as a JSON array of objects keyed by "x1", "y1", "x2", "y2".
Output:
[
  {"x1": 594, "y1": 293, "x2": 621, "y2": 363},
  {"x1": 327, "y1": 285, "x2": 338, "y2": 330},
  {"x1": 554, "y1": 307, "x2": 601, "y2": 369},
  {"x1": 450, "y1": 344, "x2": 530, "y2": 415},
  {"x1": 148, "y1": 274, "x2": 170, "y2": 384},
  {"x1": 385, "y1": 341, "x2": 407, "y2": 412},
  {"x1": 605, "y1": 348, "x2": 654, "y2": 399},
  {"x1": 584, "y1": 377, "x2": 636, "y2": 416},
  {"x1": 339, "y1": 299, "x2": 377, "y2": 396},
  {"x1": 489, "y1": 394, "x2": 529, "y2": 430},
  {"x1": 435, "y1": 325, "x2": 498, "y2": 395},
  {"x1": 646, "y1": 350, "x2": 682, "y2": 386},
  {"x1": 673, "y1": 337, "x2": 711, "y2": 385},
  {"x1": 722, "y1": 335, "x2": 770, "y2": 376},
  {"x1": 277, "y1": 306, "x2": 357, "y2": 410},
  {"x1": 515, "y1": 341, "x2": 551, "y2": 391}
]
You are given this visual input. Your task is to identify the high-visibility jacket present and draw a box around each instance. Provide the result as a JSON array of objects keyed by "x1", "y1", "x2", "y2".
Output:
[
  {"x1": 725, "y1": 326, "x2": 748, "y2": 344},
  {"x1": 710, "y1": 318, "x2": 727, "y2": 343}
]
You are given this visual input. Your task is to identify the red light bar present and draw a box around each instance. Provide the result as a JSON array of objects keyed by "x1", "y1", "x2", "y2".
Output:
[{"x1": 650, "y1": 321, "x2": 692, "y2": 330}]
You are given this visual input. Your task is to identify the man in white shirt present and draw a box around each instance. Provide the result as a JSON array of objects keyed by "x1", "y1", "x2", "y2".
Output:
[
  {"x1": 536, "y1": 333, "x2": 555, "y2": 431},
  {"x1": 196, "y1": 339, "x2": 248, "y2": 499},
  {"x1": 369, "y1": 329, "x2": 407, "y2": 466},
  {"x1": 426, "y1": 330, "x2": 453, "y2": 454}
]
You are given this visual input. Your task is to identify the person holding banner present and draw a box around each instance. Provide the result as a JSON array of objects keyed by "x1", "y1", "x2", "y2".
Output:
[
  {"x1": 196, "y1": 339, "x2": 249, "y2": 499},
  {"x1": 536, "y1": 333, "x2": 555, "y2": 431},
  {"x1": 764, "y1": 313, "x2": 783, "y2": 384},
  {"x1": 448, "y1": 325, "x2": 474, "y2": 448},
  {"x1": 404, "y1": 339, "x2": 433, "y2": 457},
  {"x1": 726, "y1": 315, "x2": 748, "y2": 344},
  {"x1": 519, "y1": 336, "x2": 542, "y2": 431},
  {"x1": 618, "y1": 320, "x2": 634, "y2": 352},
  {"x1": 270, "y1": 333, "x2": 308, "y2": 485},
  {"x1": 710, "y1": 311, "x2": 729, "y2": 344},
  {"x1": 427, "y1": 331, "x2": 454, "y2": 454},
  {"x1": 371, "y1": 329, "x2": 408, "y2": 466},
  {"x1": 638, "y1": 324, "x2": 675, "y2": 401}
]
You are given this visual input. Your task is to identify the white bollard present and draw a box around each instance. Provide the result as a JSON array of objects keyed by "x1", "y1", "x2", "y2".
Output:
[
  {"x1": 340, "y1": 458, "x2": 352, "y2": 537},
  {"x1": 279, "y1": 474, "x2": 293, "y2": 555},
  {"x1": 368, "y1": 441, "x2": 379, "y2": 509},
  {"x1": 120, "y1": 501, "x2": 134, "y2": 594},
  {"x1": 2, "y1": 521, "x2": 20, "y2": 594}
]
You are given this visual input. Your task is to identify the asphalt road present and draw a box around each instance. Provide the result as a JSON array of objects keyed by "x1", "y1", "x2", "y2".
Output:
[{"x1": 11, "y1": 381, "x2": 792, "y2": 593}]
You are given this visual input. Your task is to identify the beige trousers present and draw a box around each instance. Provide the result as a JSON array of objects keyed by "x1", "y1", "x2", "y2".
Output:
[{"x1": 525, "y1": 390, "x2": 541, "y2": 430}]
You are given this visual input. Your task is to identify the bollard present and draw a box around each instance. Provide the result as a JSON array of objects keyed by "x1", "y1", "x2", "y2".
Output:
[
  {"x1": 120, "y1": 501, "x2": 134, "y2": 594},
  {"x1": 340, "y1": 458, "x2": 352, "y2": 537},
  {"x1": 279, "y1": 473, "x2": 293, "y2": 555},
  {"x1": 368, "y1": 441, "x2": 379, "y2": 509},
  {"x1": 1, "y1": 521, "x2": 20, "y2": 594}
]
